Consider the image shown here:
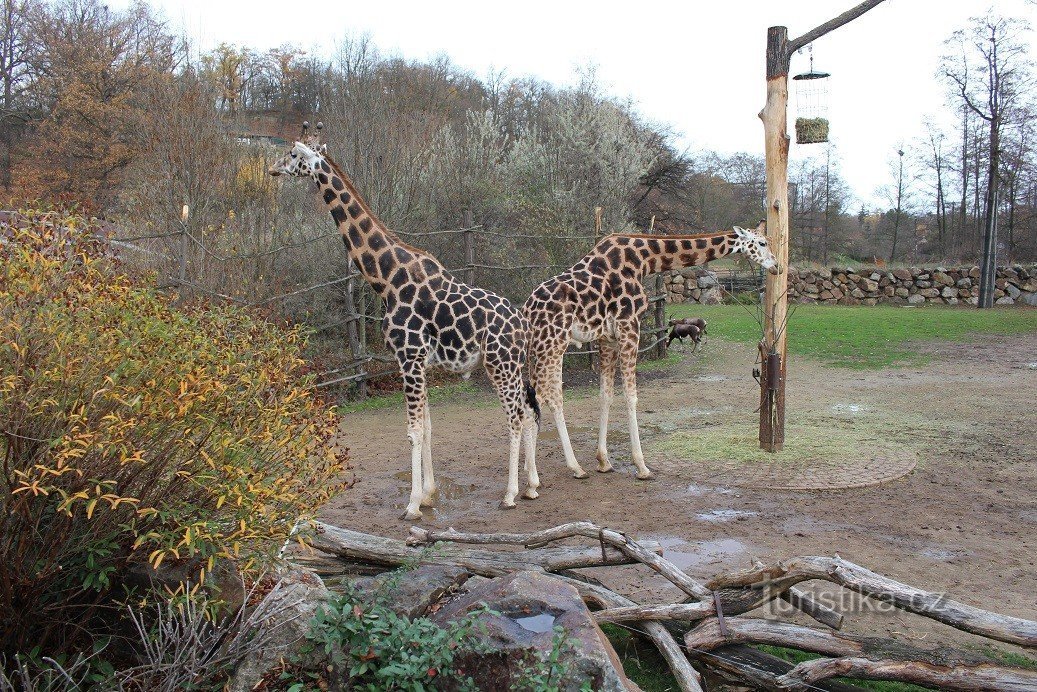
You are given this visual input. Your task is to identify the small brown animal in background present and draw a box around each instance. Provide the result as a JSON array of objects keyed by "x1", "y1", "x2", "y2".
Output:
[
  {"x1": 668, "y1": 317, "x2": 707, "y2": 338},
  {"x1": 667, "y1": 322, "x2": 701, "y2": 349}
]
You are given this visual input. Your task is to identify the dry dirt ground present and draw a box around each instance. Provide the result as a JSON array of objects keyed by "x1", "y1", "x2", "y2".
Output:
[{"x1": 319, "y1": 331, "x2": 1037, "y2": 649}]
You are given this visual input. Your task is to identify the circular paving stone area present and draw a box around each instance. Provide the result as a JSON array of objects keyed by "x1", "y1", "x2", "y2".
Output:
[{"x1": 646, "y1": 421, "x2": 918, "y2": 491}]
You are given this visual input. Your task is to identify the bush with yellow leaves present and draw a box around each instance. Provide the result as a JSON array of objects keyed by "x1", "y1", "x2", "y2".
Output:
[{"x1": 0, "y1": 209, "x2": 350, "y2": 659}]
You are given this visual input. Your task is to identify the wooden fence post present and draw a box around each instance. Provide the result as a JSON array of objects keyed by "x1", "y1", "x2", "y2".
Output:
[
  {"x1": 463, "y1": 208, "x2": 475, "y2": 286},
  {"x1": 341, "y1": 265, "x2": 366, "y2": 398}
]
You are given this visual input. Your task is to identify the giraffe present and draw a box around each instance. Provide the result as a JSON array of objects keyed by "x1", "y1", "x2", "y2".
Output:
[
  {"x1": 269, "y1": 123, "x2": 541, "y2": 520},
  {"x1": 523, "y1": 222, "x2": 779, "y2": 480}
]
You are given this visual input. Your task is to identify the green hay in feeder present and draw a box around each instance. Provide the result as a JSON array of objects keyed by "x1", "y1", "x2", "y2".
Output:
[{"x1": 796, "y1": 117, "x2": 830, "y2": 144}]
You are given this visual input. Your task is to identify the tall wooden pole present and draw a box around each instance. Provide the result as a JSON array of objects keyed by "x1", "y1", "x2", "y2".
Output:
[
  {"x1": 757, "y1": 1, "x2": 887, "y2": 452},
  {"x1": 759, "y1": 26, "x2": 791, "y2": 452}
]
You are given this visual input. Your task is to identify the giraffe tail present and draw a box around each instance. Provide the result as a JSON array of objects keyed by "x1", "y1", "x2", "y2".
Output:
[{"x1": 524, "y1": 381, "x2": 541, "y2": 427}]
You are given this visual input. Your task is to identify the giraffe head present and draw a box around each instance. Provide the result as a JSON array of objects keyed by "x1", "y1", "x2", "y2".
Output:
[
  {"x1": 731, "y1": 220, "x2": 780, "y2": 274},
  {"x1": 268, "y1": 121, "x2": 327, "y2": 178}
]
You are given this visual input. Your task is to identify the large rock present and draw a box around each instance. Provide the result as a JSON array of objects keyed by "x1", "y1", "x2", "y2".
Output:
[
  {"x1": 700, "y1": 287, "x2": 724, "y2": 305},
  {"x1": 932, "y1": 271, "x2": 954, "y2": 286},
  {"x1": 995, "y1": 296, "x2": 1015, "y2": 305},
  {"x1": 919, "y1": 288, "x2": 940, "y2": 298},
  {"x1": 907, "y1": 294, "x2": 925, "y2": 305},
  {"x1": 1022, "y1": 292, "x2": 1037, "y2": 307},
  {"x1": 894, "y1": 287, "x2": 910, "y2": 298},
  {"x1": 941, "y1": 286, "x2": 957, "y2": 298},
  {"x1": 697, "y1": 273, "x2": 718, "y2": 289},
  {"x1": 359, "y1": 564, "x2": 470, "y2": 619},
  {"x1": 432, "y1": 571, "x2": 633, "y2": 691},
  {"x1": 861, "y1": 278, "x2": 879, "y2": 292},
  {"x1": 892, "y1": 268, "x2": 913, "y2": 281},
  {"x1": 228, "y1": 567, "x2": 331, "y2": 692},
  {"x1": 1005, "y1": 283, "x2": 1022, "y2": 299}
]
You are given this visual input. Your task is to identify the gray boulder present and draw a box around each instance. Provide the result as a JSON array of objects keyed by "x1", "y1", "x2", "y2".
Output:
[
  {"x1": 432, "y1": 571, "x2": 634, "y2": 691},
  {"x1": 359, "y1": 564, "x2": 470, "y2": 619},
  {"x1": 907, "y1": 294, "x2": 925, "y2": 305},
  {"x1": 228, "y1": 568, "x2": 331, "y2": 692}
]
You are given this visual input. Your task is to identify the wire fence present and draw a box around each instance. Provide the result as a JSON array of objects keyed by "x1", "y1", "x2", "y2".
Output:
[{"x1": 4, "y1": 209, "x2": 676, "y2": 398}]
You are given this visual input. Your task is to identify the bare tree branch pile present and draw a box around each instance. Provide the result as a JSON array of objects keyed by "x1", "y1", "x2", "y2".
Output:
[{"x1": 300, "y1": 520, "x2": 1037, "y2": 691}]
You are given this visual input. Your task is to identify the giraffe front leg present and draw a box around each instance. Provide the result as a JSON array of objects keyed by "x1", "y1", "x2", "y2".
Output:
[
  {"x1": 596, "y1": 343, "x2": 617, "y2": 473},
  {"x1": 401, "y1": 367, "x2": 428, "y2": 521},
  {"x1": 522, "y1": 418, "x2": 540, "y2": 499},
  {"x1": 619, "y1": 332, "x2": 653, "y2": 480},
  {"x1": 420, "y1": 405, "x2": 435, "y2": 506}
]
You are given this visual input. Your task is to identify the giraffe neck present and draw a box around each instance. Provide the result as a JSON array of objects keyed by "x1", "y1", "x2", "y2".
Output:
[
  {"x1": 612, "y1": 231, "x2": 739, "y2": 277},
  {"x1": 310, "y1": 155, "x2": 438, "y2": 294}
]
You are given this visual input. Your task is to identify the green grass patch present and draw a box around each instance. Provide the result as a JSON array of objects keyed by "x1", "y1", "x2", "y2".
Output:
[
  {"x1": 667, "y1": 304, "x2": 1037, "y2": 369},
  {"x1": 601, "y1": 624, "x2": 679, "y2": 691},
  {"x1": 335, "y1": 382, "x2": 478, "y2": 414},
  {"x1": 654, "y1": 420, "x2": 871, "y2": 464},
  {"x1": 637, "y1": 352, "x2": 682, "y2": 372},
  {"x1": 755, "y1": 645, "x2": 932, "y2": 691}
]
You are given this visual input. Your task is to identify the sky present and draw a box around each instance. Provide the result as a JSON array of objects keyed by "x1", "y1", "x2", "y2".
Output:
[{"x1": 116, "y1": 0, "x2": 1037, "y2": 208}]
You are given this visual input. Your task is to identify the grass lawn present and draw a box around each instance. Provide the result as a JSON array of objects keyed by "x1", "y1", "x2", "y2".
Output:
[{"x1": 668, "y1": 303, "x2": 1037, "y2": 369}]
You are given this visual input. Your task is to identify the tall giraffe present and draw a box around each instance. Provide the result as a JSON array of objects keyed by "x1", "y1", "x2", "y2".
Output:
[
  {"x1": 523, "y1": 223, "x2": 778, "y2": 480},
  {"x1": 269, "y1": 123, "x2": 541, "y2": 520}
]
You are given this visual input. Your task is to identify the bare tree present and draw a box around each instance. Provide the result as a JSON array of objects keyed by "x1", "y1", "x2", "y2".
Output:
[
  {"x1": 0, "y1": 0, "x2": 39, "y2": 189},
  {"x1": 942, "y1": 11, "x2": 1034, "y2": 306}
]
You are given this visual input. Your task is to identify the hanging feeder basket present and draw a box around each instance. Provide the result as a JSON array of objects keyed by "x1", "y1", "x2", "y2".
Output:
[
  {"x1": 795, "y1": 116, "x2": 830, "y2": 144},
  {"x1": 793, "y1": 69, "x2": 831, "y2": 144}
]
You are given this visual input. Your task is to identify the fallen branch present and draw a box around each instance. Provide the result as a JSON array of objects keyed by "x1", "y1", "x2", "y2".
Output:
[
  {"x1": 708, "y1": 556, "x2": 1037, "y2": 647},
  {"x1": 310, "y1": 522, "x2": 662, "y2": 576},
  {"x1": 780, "y1": 587, "x2": 844, "y2": 630},
  {"x1": 553, "y1": 574, "x2": 704, "y2": 692},
  {"x1": 409, "y1": 522, "x2": 713, "y2": 601},
  {"x1": 593, "y1": 601, "x2": 715, "y2": 624},
  {"x1": 776, "y1": 656, "x2": 1037, "y2": 691}
]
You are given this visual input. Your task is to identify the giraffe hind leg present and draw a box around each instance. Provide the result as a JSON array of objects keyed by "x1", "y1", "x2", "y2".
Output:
[
  {"x1": 420, "y1": 405, "x2": 435, "y2": 506},
  {"x1": 596, "y1": 341, "x2": 617, "y2": 473},
  {"x1": 522, "y1": 410, "x2": 540, "y2": 499},
  {"x1": 485, "y1": 358, "x2": 526, "y2": 509}
]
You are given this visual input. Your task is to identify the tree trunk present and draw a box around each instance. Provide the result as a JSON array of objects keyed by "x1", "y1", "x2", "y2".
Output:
[
  {"x1": 759, "y1": 25, "x2": 790, "y2": 453},
  {"x1": 978, "y1": 122, "x2": 999, "y2": 308}
]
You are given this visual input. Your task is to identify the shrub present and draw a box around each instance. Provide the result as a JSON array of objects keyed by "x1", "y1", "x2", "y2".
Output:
[
  {"x1": 295, "y1": 586, "x2": 492, "y2": 692},
  {"x1": 0, "y1": 209, "x2": 350, "y2": 661}
]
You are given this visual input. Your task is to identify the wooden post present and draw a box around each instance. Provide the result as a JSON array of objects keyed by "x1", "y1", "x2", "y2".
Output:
[
  {"x1": 757, "y1": 1, "x2": 886, "y2": 452},
  {"x1": 759, "y1": 26, "x2": 791, "y2": 452},
  {"x1": 462, "y1": 208, "x2": 475, "y2": 287}
]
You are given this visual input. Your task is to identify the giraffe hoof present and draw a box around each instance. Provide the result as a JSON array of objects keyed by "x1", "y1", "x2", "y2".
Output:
[
  {"x1": 522, "y1": 488, "x2": 539, "y2": 500},
  {"x1": 635, "y1": 471, "x2": 656, "y2": 481},
  {"x1": 573, "y1": 470, "x2": 589, "y2": 480},
  {"x1": 597, "y1": 464, "x2": 614, "y2": 473},
  {"x1": 499, "y1": 500, "x2": 517, "y2": 510},
  {"x1": 401, "y1": 508, "x2": 423, "y2": 521}
]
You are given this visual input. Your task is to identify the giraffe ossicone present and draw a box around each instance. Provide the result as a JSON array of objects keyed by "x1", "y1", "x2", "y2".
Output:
[
  {"x1": 269, "y1": 124, "x2": 541, "y2": 521},
  {"x1": 523, "y1": 224, "x2": 778, "y2": 481}
]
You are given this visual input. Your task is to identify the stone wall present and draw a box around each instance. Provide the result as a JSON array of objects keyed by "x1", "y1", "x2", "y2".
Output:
[{"x1": 663, "y1": 264, "x2": 1037, "y2": 307}]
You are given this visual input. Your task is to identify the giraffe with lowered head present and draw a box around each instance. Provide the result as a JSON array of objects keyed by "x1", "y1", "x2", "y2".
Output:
[
  {"x1": 523, "y1": 223, "x2": 778, "y2": 480},
  {"x1": 269, "y1": 123, "x2": 541, "y2": 520}
]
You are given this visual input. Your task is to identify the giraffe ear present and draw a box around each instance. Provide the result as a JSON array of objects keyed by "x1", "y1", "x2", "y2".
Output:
[{"x1": 755, "y1": 219, "x2": 766, "y2": 234}]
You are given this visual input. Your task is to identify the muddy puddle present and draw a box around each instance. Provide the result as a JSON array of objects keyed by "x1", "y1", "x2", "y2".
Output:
[{"x1": 649, "y1": 535, "x2": 753, "y2": 572}]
